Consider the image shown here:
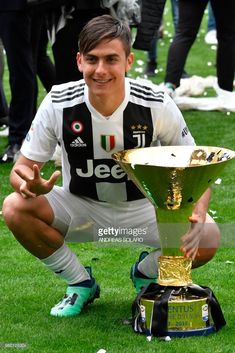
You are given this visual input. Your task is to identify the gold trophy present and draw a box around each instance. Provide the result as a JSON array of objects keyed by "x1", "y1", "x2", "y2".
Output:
[{"x1": 112, "y1": 146, "x2": 235, "y2": 338}]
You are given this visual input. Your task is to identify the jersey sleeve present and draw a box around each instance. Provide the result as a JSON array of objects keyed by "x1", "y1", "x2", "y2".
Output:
[
  {"x1": 21, "y1": 93, "x2": 58, "y2": 162},
  {"x1": 153, "y1": 93, "x2": 196, "y2": 146}
]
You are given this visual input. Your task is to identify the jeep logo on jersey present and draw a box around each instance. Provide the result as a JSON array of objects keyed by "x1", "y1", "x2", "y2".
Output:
[
  {"x1": 71, "y1": 120, "x2": 83, "y2": 133},
  {"x1": 101, "y1": 135, "x2": 115, "y2": 152},
  {"x1": 76, "y1": 159, "x2": 126, "y2": 179}
]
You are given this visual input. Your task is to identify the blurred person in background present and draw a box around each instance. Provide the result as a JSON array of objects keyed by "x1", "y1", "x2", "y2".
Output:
[
  {"x1": 0, "y1": 37, "x2": 9, "y2": 128},
  {"x1": 30, "y1": 12, "x2": 56, "y2": 106},
  {"x1": 144, "y1": 0, "x2": 174, "y2": 77},
  {"x1": 46, "y1": 0, "x2": 109, "y2": 84},
  {"x1": 204, "y1": 1, "x2": 217, "y2": 45},
  {"x1": 143, "y1": 0, "x2": 189, "y2": 79},
  {"x1": 0, "y1": 0, "x2": 35, "y2": 163},
  {"x1": 164, "y1": 0, "x2": 235, "y2": 96}
]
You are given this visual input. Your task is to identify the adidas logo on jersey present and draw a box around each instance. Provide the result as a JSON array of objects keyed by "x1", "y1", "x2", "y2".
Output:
[{"x1": 70, "y1": 137, "x2": 87, "y2": 147}]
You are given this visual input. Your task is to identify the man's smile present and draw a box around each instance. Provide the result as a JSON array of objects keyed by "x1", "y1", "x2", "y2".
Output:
[{"x1": 93, "y1": 78, "x2": 112, "y2": 84}]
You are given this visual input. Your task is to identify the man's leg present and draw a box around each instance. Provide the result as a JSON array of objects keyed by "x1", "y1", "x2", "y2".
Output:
[
  {"x1": 2, "y1": 192, "x2": 100, "y2": 317},
  {"x1": 130, "y1": 250, "x2": 160, "y2": 293},
  {"x1": 0, "y1": 12, "x2": 35, "y2": 152},
  {"x1": 165, "y1": 0, "x2": 206, "y2": 88},
  {"x1": 211, "y1": 0, "x2": 235, "y2": 91}
]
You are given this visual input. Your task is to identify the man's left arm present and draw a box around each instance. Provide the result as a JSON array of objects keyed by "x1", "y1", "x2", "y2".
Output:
[{"x1": 192, "y1": 187, "x2": 211, "y2": 222}]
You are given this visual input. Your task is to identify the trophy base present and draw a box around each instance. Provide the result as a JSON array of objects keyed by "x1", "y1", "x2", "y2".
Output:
[
  {"x1": 167, "y1": 326, "x2": 215, "y2": 338},
  {"x1": 136, "y1": 284, "x2": 225, "y2": 338}
]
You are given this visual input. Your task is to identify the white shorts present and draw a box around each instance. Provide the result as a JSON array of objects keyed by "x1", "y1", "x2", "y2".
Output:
[{"x1": 45, "y1": 186, "x2": 160, "y2": 247}]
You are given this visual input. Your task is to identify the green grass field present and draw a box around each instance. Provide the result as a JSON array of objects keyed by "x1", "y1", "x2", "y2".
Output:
[{"x1": 0, "y1": 2, "x2": 235, "y2": 353}]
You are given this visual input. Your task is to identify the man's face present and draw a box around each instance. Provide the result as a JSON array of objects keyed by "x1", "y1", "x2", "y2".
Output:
[{"x1": 77, "y1": 39, "x2": 134, "y2": 100}]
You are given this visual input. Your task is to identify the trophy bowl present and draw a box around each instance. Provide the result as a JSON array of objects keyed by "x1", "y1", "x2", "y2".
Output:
[{"x1": 112, "y1": 146, "x2": 235, "y2": 338}]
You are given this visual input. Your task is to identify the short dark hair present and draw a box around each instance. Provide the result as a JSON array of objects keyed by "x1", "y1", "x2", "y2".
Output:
[{"x1": 78, "y1": 15, "x2": 132, "y2": 56}]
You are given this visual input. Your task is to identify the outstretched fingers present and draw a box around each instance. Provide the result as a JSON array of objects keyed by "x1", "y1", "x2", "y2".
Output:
[
  {"x1": 32, "y1": 164, "x2": 41, "y2": 179},
  {"x1": 47, "y1": 170, "x2": 61, "y2": 188},
  {"x1": 14, "y1": 167, "x2": 33, "y2": 182},
  {"x1": 14, "y1": 164, "x2": 61, "y2": 198}
]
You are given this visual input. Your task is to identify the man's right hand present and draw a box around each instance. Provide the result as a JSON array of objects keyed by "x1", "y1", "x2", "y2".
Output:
[{"x1": 14, "y1": 163, "x2": 61, "y2": 199}]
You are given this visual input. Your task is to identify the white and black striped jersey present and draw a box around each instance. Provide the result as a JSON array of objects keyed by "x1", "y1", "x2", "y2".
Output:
[{"x1": 21, "y1": 78, "x2": 195, "y2": 202}]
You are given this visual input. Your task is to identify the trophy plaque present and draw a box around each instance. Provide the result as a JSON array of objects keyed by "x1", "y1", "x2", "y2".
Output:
[{"x1": 112, "y1": 146, "x2": 235, "y2": 338}]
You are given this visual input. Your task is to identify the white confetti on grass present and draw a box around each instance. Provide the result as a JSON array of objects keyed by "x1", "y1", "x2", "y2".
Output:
[
  {"x1": 214, "y1": 178, "x2": 222, "y2": 185},
  {"x1": 136, "y1": 59, "x2": 144, "y2": 66}
]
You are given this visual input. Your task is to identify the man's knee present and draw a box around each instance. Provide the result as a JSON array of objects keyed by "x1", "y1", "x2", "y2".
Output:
[
  {"x1": 193, "y1": 221, "x2": 220, "y2": 268},
  {"x1": 2, "y1": 192, "x2": 22, "y2": 227},
  {"x1": 3, "y1": 192, "x2": 54, "y2": 229}
]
